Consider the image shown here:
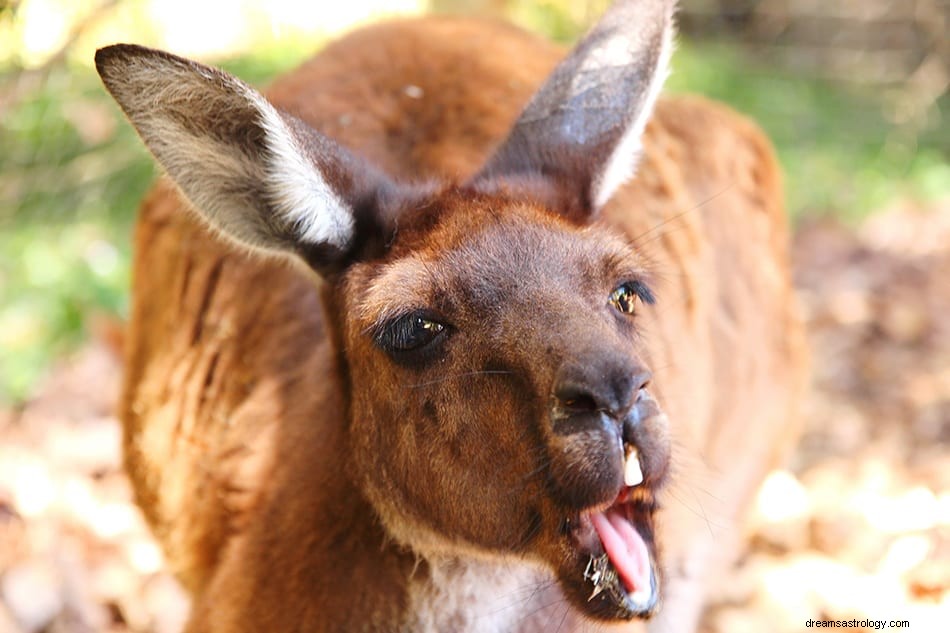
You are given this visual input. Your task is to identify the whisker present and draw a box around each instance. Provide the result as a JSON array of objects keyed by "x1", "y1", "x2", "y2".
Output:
[
  {"x1": 514, "y1": 589, "x2": 571, "y2": 629},
  {"x1": 631, "y1": 183, "x2": 736, "y2": 248},
  {"x1": 667, "y1": 486, "x2": 715, "y2": 537},
  {"x1": 519, "y1": 458, "x2": 551, "y2": 484},
  {"x1": 553, "y1": 598, "x2": 572, "y2": 633},
  {"x1": 407, "y1": 369, "x2": 513, "y2": 389},
  {"x1": 508, "y1": 513, "x2": 544, "y2": 552},
  {"x1": 479, "y1": 574, "x2": 562, "y2": 624}
]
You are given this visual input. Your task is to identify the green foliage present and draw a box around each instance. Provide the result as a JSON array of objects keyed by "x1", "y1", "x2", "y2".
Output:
[
  {"x1": 1, "y1": 25, "x2": 946, "y2": 402},
  {"x1": 0, "y1": 223, "x2": 129, "y2": 401},
  {"x1": 666, "y1": 42, "x2": 949, "y2": 220},
  {"x1": 0, "y1": 52, "x2": 301, "y2": 402},
  {"x1": 502, "y1": 0, "x2": 609, "y2": 43}
]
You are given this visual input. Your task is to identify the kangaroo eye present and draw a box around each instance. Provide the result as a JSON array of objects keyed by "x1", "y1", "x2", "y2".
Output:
[
  {"x1": 376, "y1": 312, "x2": 447, "y2": 353},
  {"x1": 608, "y1": 281, "x2": 655, "y2": 316}
]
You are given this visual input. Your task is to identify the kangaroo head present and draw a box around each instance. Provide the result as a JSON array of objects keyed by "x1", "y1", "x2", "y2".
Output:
[
  {"x1": 341, "y1": 188, "x2": 672, "y2": 618},
  {"x1": 96, "y1": 0, "x2": 675, "y2": 621}
]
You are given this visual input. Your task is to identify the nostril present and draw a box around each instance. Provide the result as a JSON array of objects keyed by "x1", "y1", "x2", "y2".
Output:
[
  {"x1": 633, "y1": 370, "x2": 652, "y2": 394},
  {"x1": 554, "y1": 365, "x2": 653, "y2": 419},
  {"x1": 562, "y1": 393, "x2": 599, "y2": 413},
  {"x1": 555, "y1": 382, "x2": 601, "y2": 413}
]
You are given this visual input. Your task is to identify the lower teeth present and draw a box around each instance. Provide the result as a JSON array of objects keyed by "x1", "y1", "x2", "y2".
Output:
[{"x1": 583, "y1": 553, "x2": 626, "y2": 604}]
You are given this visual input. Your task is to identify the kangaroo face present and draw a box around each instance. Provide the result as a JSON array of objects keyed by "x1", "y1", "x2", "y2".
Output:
[{"x1": 342, "y1": 190, "x2": 671, "y2": 619}]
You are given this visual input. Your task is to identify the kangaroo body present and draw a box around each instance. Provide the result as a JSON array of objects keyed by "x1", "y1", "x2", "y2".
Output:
[{"x1": 105, "y1": 9, "x2": 806, "y2": 633}]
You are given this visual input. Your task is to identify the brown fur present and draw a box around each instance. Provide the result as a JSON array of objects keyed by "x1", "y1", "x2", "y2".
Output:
[{"x1": 116, "y1": 14, "x2": 806, "y2": 633}]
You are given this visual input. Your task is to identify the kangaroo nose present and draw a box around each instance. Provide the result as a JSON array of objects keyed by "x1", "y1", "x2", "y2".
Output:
[{"x1": 553, "y1": 356, "x2": 651, "y2": 423}]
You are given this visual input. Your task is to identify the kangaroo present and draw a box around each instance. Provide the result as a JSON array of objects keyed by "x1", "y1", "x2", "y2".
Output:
[{"x1": 96, "y1": 0, "x2": 807, "y2": 630}]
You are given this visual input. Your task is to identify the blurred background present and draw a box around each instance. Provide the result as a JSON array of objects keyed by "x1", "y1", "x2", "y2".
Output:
[{"x1": 0, "y1": 0, "x2": 947, "y2": 631}]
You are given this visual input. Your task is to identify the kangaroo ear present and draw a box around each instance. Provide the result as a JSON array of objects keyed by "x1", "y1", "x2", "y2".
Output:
[
  {"x1": 471, "y1": 0, "x2": 675, "y2": 217},
  {"x1": 95, "y1": 44, "x2": 392, "y2": 276}
]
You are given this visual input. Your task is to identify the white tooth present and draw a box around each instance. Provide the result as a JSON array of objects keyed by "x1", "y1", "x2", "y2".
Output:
[
  {"x1": 588, "y1": 585, "x2": 603, "y2": 601},
  {"x1": 624, "y1": 447, "x2": 643, "y2": 487}
]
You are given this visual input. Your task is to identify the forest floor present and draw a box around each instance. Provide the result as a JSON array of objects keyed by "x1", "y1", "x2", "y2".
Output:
[{"x1": 1, "y1": 199, "x2": 948, "y2": 633}]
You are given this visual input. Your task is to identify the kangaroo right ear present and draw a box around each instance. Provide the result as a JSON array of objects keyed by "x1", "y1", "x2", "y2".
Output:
[
  {"x1": 95, "y1": 44, "x2": 392, "y2": 276},
  {"x1": 470, "y1": 0, "x2": 674, "y2": 220}
]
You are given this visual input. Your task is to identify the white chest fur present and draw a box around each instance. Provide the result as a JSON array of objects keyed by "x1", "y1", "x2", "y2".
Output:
[{"x1": 407, "y1": 557, "x2": 583, "y2": 633}]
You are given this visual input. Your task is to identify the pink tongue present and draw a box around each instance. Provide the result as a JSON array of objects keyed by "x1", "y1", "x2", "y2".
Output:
[{"x1": 590, "y1": 507, "x2": 651, "y2": 594}]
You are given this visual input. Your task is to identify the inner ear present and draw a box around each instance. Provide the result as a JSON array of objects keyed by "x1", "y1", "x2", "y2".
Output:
[
  {"x1": 95, "y1": 43, "x2": 400, "y2": 278},
  {"x1": 469, "y1": 0, "x2": 675, "y2": 220}
]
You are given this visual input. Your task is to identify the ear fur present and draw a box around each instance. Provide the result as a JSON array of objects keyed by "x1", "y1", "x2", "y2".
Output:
[
  {"x1": 95, "y1": 44, "x2": 391, "y2": 275},
  {"x1": 472, "y1": 0, "x2": 675, "y2": 217}
]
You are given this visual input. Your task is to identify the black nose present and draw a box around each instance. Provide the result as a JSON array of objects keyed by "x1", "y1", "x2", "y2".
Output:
[{"x1": 553, "y1": 354, "x2": 651, "y2": 423}]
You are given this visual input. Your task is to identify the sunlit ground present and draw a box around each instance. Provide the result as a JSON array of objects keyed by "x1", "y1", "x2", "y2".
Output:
[
  {"x1": 707, "y1": 201, "x2": 950, "y2": 633},
  {"x1": 1, "y1": 0, "x2": 948, "y2": 631}
]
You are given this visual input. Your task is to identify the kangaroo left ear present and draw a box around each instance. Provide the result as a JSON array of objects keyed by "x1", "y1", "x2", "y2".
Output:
[
  {"x1": 95, "y1": 44, "x2": 397, "y2": 277},
  {"x1": 471, "y1": 0, "x2": 675, "y2": 218}
]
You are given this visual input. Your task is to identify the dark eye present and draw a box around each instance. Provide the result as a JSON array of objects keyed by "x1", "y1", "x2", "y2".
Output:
[
  {"x1": 375, "y1": 312, "x2": 447, "y2": 354},
  {"x1": 608, "y1": 281, "x2": 655, "y2": 316}
]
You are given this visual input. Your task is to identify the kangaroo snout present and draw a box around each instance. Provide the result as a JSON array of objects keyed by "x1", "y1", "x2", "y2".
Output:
[{"x1": 549, "y1": 353, "x2": 669, "y2": 511}]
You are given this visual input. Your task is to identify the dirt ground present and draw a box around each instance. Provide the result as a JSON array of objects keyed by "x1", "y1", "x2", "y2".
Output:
[{"x1": 1, "y1": 199, "x2": 948, "y2": 632}]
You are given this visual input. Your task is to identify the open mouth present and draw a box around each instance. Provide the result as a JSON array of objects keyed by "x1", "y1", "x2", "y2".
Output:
[
  {"x1": 565, "y1": 449, "x2": 660, "y2": 620},
  {"x1": 546, "y1": 386, "x2": 669, "y2": 621}
]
